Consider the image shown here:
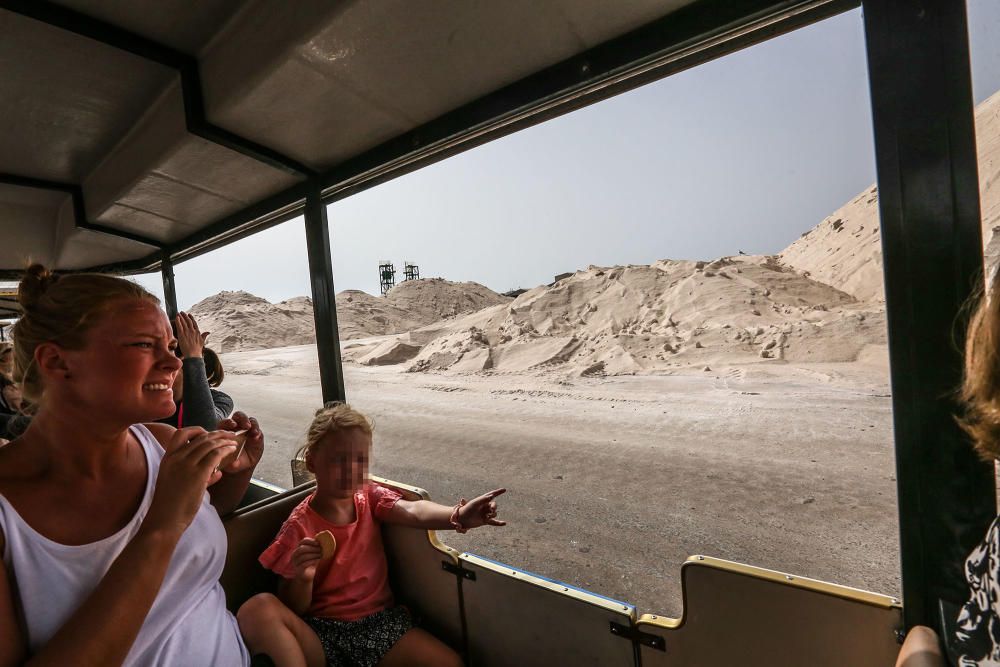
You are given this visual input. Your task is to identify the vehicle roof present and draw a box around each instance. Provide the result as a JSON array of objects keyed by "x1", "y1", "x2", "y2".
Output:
[{"x1": 0, "y1": 0, "x2": 855, "y2": 278}]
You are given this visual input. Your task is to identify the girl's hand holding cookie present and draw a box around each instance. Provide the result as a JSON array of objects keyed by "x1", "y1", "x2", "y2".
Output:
[
  {"x1": 459, "y1": 488, "x2": 507, "y2": 529},
  {"x1": 291, "y1": 537, "x2": 324, "y2": 581}
]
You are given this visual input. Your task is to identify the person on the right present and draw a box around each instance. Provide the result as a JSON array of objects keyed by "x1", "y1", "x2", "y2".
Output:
[
  {"x1": 895, "y1": 271, "x2": 1000, "y2": 667},
  {"x1": 241, "y1": 402, "x2": 506, "y2": 667}
]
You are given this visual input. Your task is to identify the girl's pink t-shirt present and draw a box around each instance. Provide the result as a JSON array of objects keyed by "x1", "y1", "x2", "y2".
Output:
[{"x1": 259, "y1": 483, "x2": 402, "y2": 621}]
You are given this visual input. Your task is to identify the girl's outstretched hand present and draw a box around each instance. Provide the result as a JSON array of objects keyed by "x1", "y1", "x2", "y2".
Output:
[
  {"x1": 144, "y1": 427, "x2": 238, "y2": 537},
  {"x1": 459, "y1": 488, "x2": 507, "y2": 529}
]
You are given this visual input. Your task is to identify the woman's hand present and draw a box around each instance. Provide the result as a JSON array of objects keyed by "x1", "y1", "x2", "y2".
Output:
[
  {"x1": 292, "y1": 537, "x2": 323, "y2": 582},
  {"x1": 459, "y1": 488, "x2": 507, "y2": 529},
  {"x1": 142, "y1": 427, "x2": 238, "y2": 537},
  {"x1": 216, "y1": 411, "x2": 263, "y2": 475},
  {"x1": 174, "y1": 311, "x2": 209, "y2": 359}
]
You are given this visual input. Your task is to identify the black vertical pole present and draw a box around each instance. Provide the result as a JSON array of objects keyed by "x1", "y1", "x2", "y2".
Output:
[
  {"x1": 161, "y1": 255, "x2": 179, "y2": 321},
  {"x1": 862, "y1": 0, "x2": 995, "y2": 630},
  {"x1": 304, "y1": 185, "x2": 346, "y2": 403}
]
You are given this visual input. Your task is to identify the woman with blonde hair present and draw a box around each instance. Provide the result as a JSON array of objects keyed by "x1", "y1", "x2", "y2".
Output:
[
  {"x1": 894, "y1": 271, "x2": 1000, "y2": 667},
  {"x1": 0, "y1": 265, "x2": 311, "y2": 666}
]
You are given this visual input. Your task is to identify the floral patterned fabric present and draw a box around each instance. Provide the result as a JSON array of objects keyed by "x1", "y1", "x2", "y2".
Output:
[{"x1": 957, "y1": 515, "x2": 1000, "y2": 666}]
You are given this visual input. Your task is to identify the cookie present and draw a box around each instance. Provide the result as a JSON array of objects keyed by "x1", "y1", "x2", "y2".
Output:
[{"x1": 316, "y1": 530, "x2": 337, "y2": 560}]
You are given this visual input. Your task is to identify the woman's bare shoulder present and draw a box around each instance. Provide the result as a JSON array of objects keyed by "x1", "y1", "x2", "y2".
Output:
[{"x1": 141, "y1": 422, "x2": 174, "y2": 447}]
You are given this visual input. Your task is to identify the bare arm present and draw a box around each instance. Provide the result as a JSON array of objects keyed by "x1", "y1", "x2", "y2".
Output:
[
  {"x1": 274, "y1": 537, "x2": 322, "y2": 616},
  {"x1": 0, "y1": 529, "x2": 28, "y2": 666},
  {"x1": 894, "y1": 626, "x2": 945, "y2": 667},
  {"x1": 2, "y1": 428, "x2": 237, "y2": 667},
  {"x1": 276, "y1": 576, "x2": 314, "y2": 617},
  {"x1": 205, "y1": 412, "x2": 263, "y2": 516},
  {"x1": 384, "y1": 488, "x2": 507, "y2": 531},
  {"x1": 146, "y1": 414, "x2": 262, "y2": 517}
]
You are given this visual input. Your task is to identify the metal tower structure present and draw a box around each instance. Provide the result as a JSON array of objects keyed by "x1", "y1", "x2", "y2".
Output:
[
  {"x1": 378, "y1": 261, "x2": 396, "y2": 295},
  {"x1": 403, "y1": 262, "x2": 420, "y2": 281}
]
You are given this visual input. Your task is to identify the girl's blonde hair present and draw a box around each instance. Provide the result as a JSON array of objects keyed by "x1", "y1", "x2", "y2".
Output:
[
  {"x1": 295, "y1": 401, "x2": 374, "y2": 461},
  {"x1": 12, "y1": 264, "x2": 160, "y2": 402}
]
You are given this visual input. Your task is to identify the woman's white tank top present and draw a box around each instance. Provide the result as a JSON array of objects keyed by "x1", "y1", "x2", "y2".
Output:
[{"x1": 0, "y1": 424, "x2": 249, "y2": 666}]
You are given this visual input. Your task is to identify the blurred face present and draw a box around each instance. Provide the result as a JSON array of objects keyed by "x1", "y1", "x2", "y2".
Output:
[
  {"x1": 308, "y1": 428, "x2": 371, "y2": 499},
  {"x1": 0, "y1": 347, "x2": 12, "y2": 375},
  {"x1": 61, "y1": 299, "x2": 182, "y2": 424},
  {"x1": 2, "y1": 383, "x2": 21, "y2": 412}
]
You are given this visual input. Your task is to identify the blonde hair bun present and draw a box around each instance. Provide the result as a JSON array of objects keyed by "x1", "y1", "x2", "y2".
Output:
[{"x1": 17, "y1": 264, "x2": 60, "y2": 311}]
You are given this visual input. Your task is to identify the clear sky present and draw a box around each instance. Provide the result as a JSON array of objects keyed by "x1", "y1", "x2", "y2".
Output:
[{"x1": 141, "y1": 4, "x2": 1000, "y2": 310}]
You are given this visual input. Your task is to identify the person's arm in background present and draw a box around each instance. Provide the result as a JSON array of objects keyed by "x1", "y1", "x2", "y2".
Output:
[
  {"x1": 210, "y1": 388, "x2": 234, "y2": 423},
  {"x1": 174, "y1": 312, "x2": 217, "y2": 431}
]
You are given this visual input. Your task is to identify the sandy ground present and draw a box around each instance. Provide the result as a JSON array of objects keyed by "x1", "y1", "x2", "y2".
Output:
[{"x1": 220, "y1": 341, "x2": 899, "y2": 618}]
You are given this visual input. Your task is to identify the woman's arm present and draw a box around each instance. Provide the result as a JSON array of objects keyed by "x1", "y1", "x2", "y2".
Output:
[
  {"x1": 210, "y1": 389, "x2": 234, "y2": 423},
  {"x1": 385, "y1": 489, "x2": 507, "y2": 531},
  {"x1": 3, "y1": 428, "x2": 237, "y2": 667},
  {"x1": 173, "y1": 312, "x2": 216, "y2": 431},
  {"x1": 178, "y1": 357, "x2": 218, "y2": 430},
  {"x1": 205, "y1": 412, "x2": 263, "y2": 516},
  {"x1": 0, "y1": 530, "x2": 28, "y2": 666}
]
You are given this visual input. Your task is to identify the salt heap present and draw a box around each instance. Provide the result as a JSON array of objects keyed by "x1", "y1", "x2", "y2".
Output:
[
  {"x1": 189, "y1": 291, "x2": 315, "y2": 353},
  {"x1": 780, "y1": 88, "x2": 1000, "y2": 301},
  {"x1": 398, "y1": 255, "x2": 885, "y2": 376},
  {"x1": 188, "y1": 279, "x2": 507, "y2": 353}
]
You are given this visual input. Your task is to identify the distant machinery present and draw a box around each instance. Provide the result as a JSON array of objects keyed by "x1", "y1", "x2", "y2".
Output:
[
  {"x1": 378, "y1": 261, "x2": 396, "y2": 295},
  {"x1": 403, "y1": 262, "x2": 420, "y2": 282}
]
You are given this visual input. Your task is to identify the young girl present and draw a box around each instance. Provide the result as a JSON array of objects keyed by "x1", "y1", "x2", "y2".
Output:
[{"x1": 242, "y1": 402, "x2": 505, "y2": 667}]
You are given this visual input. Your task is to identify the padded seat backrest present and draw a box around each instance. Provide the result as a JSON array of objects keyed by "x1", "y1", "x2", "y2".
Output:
[
  {"x1": 221, "y1": 483, "x2": 314, "y2": 611},
  {"x1": 636, "y1": 556, "x2": 902, "y2": 667}
]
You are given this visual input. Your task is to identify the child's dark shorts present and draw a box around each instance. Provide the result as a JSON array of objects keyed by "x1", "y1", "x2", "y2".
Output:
[{"x1": 305, "y1": 605, "x2": 412, "y2": 667}]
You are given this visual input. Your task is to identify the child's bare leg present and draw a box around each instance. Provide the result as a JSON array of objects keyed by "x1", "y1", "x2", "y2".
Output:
[
  {"x1": 378, "y1": 628, "x2": 463, "y2": 667},
  {"x1": 237, "y1": 593, "x2": 325, "y2": 667}
]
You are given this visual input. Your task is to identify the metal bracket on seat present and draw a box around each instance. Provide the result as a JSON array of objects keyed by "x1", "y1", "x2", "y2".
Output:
[
  {"x1": 610, "y1": 621, "x2": 666, "y2": 651},
  {"x1": 442, "y1": 561, "x2": 476, "y2": 581}
]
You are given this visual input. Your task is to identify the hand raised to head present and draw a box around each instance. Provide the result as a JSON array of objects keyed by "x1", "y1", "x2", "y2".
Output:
[{"x1": 174, "y1": 312, "x2": 205, "y2": 359}]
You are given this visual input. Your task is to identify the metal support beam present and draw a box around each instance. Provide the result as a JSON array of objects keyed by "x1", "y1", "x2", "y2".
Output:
[
  {"x1": 160, "y1": 255, "x2": 179, "y2": 321},
  {"x1": 862, "y1": 0, "x2": 995, "y2": 630},
  {"x1": 0, "y1": 0, "x2": 313, "y2": 177},
  {"x1": 0, "y1": 172, "x2": 163, "y2": 248},
  {"x1": 303, "y1": 186, "x2": 345, "y2": 403}
]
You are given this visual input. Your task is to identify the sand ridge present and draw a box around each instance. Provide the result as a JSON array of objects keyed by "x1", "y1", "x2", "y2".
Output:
[
  {"x1": 189, "y1": 278, "x2": 508, "y2": 352},
  {"x1": 780, "y1": 88, "x2": 1000, "y2": 301}
]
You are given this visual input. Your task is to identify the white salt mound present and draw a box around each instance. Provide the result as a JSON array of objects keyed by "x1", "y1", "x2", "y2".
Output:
[
  {"x1": 780, "y1": 89, "x2": 1000, "y2": 302},
  {"x1": 397, "y1": 256, "x2": 886, "y2": 376},
  {"x1": 188, "y1": 279, "x2": 507, "y2": 353}
]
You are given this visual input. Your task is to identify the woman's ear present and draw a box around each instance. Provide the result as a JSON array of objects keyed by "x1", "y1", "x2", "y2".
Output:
[
  {"x1": 305, "y1": 449, "x2": 315, "y2": 473},
  {"x1": 35, "y1": 342, "x2": 71, "y2": 381}
]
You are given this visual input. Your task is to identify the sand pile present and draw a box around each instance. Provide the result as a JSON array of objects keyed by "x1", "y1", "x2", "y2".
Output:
[
  {"x1": 337, "y1": 278, "x2": 508, "y2": 340},
  {"x1": 188, "y1": 279, "x2": 507, "y2": 352},
  {"x1": 342, "y1": 256, "x2": 886, "y2": 375},
  {"x1": 188, "y1": 291, "x2": 316, "y2": 353},
  {"x1": 780, "y1": 89, "x2": 1000, "y2": 302}
]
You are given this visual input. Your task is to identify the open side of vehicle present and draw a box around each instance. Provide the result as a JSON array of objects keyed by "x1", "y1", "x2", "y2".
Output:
[{"x1": 1, "y1": 1, "x2": 993, "y2": 664}]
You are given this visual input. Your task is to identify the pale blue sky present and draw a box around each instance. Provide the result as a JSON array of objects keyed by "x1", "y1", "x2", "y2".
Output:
[{"x1": 140, "y1": 4, "x2": 1000, "y2": 309}]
